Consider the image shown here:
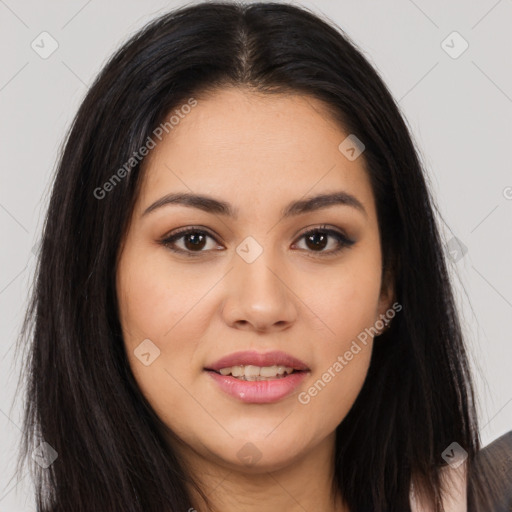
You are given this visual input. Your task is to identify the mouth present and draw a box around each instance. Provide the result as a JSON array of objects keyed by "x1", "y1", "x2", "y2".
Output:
[
  {"x1": 204, "y1": 349, "x2": 309, "y2": 377},
  {"x1": 206, "y1": 364, "x2": 305, "y2": 381},
  {"x1": 204, "y1": 350, "x2": 310, "y2": 403}
]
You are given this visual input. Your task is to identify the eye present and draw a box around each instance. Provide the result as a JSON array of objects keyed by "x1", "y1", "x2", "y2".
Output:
[
  {"x1": 160, "y1": 227, "x2": 222, "y2": 257},
  {"x1": 160, "y1": 224, "x2": 355, "y2": 257},
  {"x1": 291, "y1": 225, "x2": 355, "y2": 256}
]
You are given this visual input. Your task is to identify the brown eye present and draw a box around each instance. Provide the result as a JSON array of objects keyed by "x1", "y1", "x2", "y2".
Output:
[
  {"x1": 181, "y1": 231, "x2": 207, "y2": 251},
  {"x1": 304, "y1": 231, "x2": 329, "y2": 251},
  {"x1": 161, "y1": 228, "x2": 222, "y2": 256},
  {"x1": 293, "y1": 226, "x2": 355, "y2": 256},
  {"x1": 160, "y1": 225, "x2": 355, "y2": 258}
]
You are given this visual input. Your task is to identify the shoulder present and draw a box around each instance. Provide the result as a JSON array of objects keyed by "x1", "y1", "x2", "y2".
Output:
[
  {"x1": 469, "y1": 430, "x2": 512, "y2": 511},
  {"x1": 478, "y1": 429, "x2": 512, "y2": 470},
  {"x1": 411, "y1": 430, "x2": 512, "y2": 512}
]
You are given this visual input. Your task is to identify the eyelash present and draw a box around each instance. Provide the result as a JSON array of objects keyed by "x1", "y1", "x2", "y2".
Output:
[{"x1": 160, "y1": 225, "x2": 355, "y2": 258}]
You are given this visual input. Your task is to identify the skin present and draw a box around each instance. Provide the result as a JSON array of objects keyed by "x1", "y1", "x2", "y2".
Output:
[{"x1": 116, "y1": 87, "x2": 394, "y2": 512}]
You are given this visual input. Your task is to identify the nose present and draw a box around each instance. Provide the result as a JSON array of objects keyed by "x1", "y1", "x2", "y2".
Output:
[{"x1": 220, "y1": 246, "x2": 298, "y2": 334}]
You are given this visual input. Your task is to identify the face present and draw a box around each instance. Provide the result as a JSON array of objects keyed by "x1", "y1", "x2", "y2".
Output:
[{"x1": 116, "y1": 87, "x2": 393, "y2": 474}]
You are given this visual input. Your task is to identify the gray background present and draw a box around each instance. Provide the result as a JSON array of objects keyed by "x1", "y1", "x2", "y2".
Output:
[{"x1": 1, "y1": 0, "x2": 511, "y2": 509}]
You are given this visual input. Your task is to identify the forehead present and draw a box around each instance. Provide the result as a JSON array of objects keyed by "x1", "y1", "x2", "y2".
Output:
[{"x1": 136, "y1": 87, "x2": 376, "y2": 220}]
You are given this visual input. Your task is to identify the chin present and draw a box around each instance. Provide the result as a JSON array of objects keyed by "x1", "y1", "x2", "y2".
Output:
[{"x1": 203, "y1": 434, "x2": 308, "y2": 472}]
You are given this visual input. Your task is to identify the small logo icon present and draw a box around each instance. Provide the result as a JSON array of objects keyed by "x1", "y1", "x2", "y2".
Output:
[
  {"x1": 338, "y1": 134, "x2": 365, "y2": 161},
  {"x1": 32, "y1": 441, "x2": 58, "y2": 468},
  {"x1": 236, "y1": 442, "x2": 262, "y2": 466},
  {"x1": 445, "y1": 237, "x2": 468, "y2": 263},
  {"x1": 31, "y1": 31, "x2": 59, "y2": 59},
  {"x1": 441, "y1": 442, "x2": 468, "y2": 468},
  {"x1": 236, "y1": 236, "x2": 263, "y2": 264},
  {"x1": 441, "y1": 31, "x2": 469, "y2": 59},
  {"x1": 134, "y1": 338, "x2": 161, "y2": 366}
]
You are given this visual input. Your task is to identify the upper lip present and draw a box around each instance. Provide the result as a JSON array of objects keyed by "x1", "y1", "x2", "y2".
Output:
[{"x1": 205, "y1": 350, "x2": 310, "y2": 372}]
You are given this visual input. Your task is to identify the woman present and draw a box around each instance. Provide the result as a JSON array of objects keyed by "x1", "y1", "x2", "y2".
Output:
[{"x1": 15, "y1": 2, "x2": 509, "y2": 511}]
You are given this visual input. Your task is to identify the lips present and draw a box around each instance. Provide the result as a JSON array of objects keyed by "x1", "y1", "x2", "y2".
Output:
[
  {"x1": 204, "y1": 350, "x2": 310, "y2": 372},
  {"x1": 206, "y1": 370, "x2": 308, "y2": 403},
  {"x1": 204, "y1": 350, "x2": 310, "y2": 403}
]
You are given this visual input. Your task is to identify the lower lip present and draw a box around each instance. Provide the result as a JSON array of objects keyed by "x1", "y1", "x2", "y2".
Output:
[{"x1": 205, "y1": 370, "x2": 308, "y2": 403}]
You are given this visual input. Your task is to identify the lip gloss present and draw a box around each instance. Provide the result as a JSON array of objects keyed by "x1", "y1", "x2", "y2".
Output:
[{"x1": 205, "y1": 370, "x2": 308, "y2": 403}]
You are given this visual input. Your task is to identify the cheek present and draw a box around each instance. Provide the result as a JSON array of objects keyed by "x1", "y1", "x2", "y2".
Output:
[
  {"x1": 296, "y1": 278, "x2": 379, "y2": 435},
  {"x1": 295, "y1": 344, "x2": 372, "y2": 442},
  {"x1": 117, "y1": 245, "x2": 198, "y2": 341},
  {"x1": 311, "y1": 249, "x2": 383, "y2": 345},
  {"x1": 117, "y1": 246, "x2": 211, "y2": 418},
  {"x1": 296, "y1": 245, "x2": 381, "y2": 421}
]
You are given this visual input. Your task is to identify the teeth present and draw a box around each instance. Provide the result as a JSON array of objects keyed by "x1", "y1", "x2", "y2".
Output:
[
  {"x1": 261, "y1": 365, "x2": 281, "y2": 377},
  {"x1": 245, "y1": 365, "x2": 260, "y2": 377},
  {"x1": 218, "y1": 365, "x2": 295, "y2": 379}
]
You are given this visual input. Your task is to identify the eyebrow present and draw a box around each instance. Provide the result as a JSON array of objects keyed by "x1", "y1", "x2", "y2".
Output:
[{"x1": 142, "y1": 191, "x2": 367, "y2": 219}]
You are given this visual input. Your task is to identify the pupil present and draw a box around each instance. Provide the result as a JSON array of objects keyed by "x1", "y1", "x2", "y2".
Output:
[
  {"x1": 306, "y1": 232, "x2": 327, "y2": 251},
  {"x1": 185, "y1": 232, "x2": 206, "y2": 251}
]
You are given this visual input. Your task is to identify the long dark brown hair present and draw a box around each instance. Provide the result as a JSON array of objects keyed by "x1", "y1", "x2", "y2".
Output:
[{"x1": 15, "y1": 1, "x2": 498, "y2": 510}]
